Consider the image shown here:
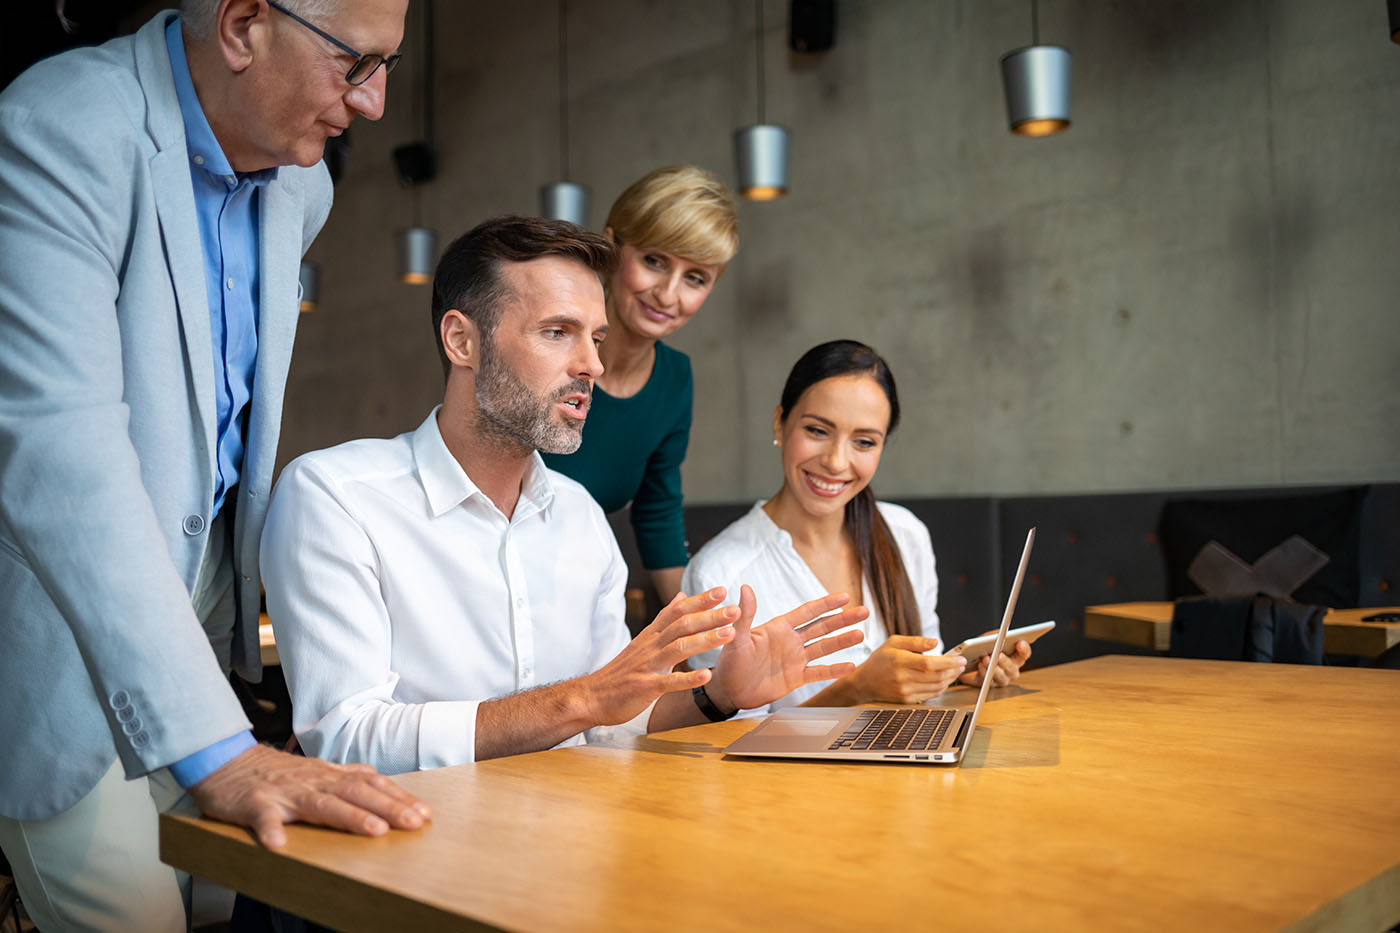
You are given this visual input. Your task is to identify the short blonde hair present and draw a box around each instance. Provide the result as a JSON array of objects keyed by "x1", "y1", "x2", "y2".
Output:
[{"x1": 605, "y1": 166, "x2": 739, "y2": 268}]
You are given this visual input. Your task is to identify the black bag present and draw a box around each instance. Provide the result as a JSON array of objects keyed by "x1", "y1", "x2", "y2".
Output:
[{"x1": 1169, "y1": 594, "x2": 1325, "y2": 665}]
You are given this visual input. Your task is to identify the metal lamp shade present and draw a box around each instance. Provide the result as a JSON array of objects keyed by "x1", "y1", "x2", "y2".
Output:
[
  {"x1": 734, "y1": 124, "x2": 789, "y2": 200},
  {"x1": 397, "y1": 227, "x2": 438, "y2": 285},
  {"x1": 298, "y1": 261, "x2": 320, "y2": 313},
  {"x1": 1391, "y1": 0, "x2": 1400, "y2": 43},
  {"x1": 539, "y1": 182, "x2": 591, "y2": 227},
  {"x1": 1000, "y1": 45, "x2": 1072, "y2": 136}
]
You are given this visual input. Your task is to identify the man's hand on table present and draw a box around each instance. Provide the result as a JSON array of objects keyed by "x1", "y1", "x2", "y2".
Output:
[{"x1": 188, "y1": 744, "x2": 432, "y2": 848}]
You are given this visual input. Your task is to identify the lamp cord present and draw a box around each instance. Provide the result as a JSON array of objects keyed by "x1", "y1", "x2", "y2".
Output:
[
  {"x1": 559, "y1": 0, "x2": 570, "y2": 181},
  {"x1": 1031, "y1": 0, "x2": 1040, "y2": 46},
  {"x1": 424, "y1": 0, "x2": 436, "y2": 147},
  {"x1": 755, "y1": 0, "x2": 765, "y2": 125}
]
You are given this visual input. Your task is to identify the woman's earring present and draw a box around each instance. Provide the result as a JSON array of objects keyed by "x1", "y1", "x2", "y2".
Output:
[{"x1": 772, "y1": 438, "x2": 780, "y2": 447}]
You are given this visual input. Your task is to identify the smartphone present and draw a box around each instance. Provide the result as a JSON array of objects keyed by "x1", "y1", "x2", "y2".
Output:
[{"x1": 947, "y1": 620, "x2": 1056, "y2": 660}]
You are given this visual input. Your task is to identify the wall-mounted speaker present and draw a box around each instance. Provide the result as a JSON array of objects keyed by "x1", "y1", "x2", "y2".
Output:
[
  {"x1": 789, "y1": 0, "x2": 835, "y2": 53},
  {"x1": 392, "y1": 141, "x2": 437, "y2": 187}
]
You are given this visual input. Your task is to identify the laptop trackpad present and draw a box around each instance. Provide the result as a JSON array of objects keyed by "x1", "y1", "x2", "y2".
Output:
[{"x1": 761, "y1": 719, "x2": 841, "y2": 736}]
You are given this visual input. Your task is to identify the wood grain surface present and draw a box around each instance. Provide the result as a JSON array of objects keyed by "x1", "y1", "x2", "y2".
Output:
[{"x1": 162, "y1": 656, "x2": 1400, "y2": 932}]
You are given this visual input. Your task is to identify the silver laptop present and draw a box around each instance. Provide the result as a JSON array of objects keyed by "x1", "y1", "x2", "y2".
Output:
[{"x1": 723, "y1": 528, "x2": 1036, "y2": 765}]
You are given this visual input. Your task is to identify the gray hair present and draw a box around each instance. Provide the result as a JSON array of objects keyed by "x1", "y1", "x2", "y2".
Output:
[{"x1": 181, "y1": 0, "x2": 343, "y2": 40}]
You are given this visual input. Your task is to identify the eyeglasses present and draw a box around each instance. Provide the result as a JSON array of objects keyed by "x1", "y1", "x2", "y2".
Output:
[{"x1": 267, "y1": 0, "x2": 402, "y2": 87}]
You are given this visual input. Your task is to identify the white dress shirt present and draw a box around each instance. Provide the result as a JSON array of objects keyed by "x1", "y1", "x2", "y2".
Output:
[
  {"x1": 681, "y1": 501, "x2": 942, "y2": 717},
  {"x1": 260, "y1": 408, "x2": 639, "y2": 774}
]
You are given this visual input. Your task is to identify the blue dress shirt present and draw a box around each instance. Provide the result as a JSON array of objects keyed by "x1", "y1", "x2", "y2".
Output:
[
  {"x1": 164, "y1": 18, "x2": 267, "y2": 786},
  {"x1": 166, "y1": 17, "x2": 276, "y2": 517}
]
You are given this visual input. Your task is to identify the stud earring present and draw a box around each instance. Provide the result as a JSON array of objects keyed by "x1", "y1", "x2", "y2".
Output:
[{"x1": 772, "y1": 438, "x2": 780, "y2": 447}]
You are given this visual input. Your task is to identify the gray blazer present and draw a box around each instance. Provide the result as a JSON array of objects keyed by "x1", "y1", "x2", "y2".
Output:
[{"x1": 0, "y1": 12, "x2": 333, "y2": 820}]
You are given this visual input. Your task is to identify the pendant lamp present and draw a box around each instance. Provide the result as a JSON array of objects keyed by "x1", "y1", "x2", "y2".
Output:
[
  {"x1": 397, "y1": 227, "x2": 438, "y2": 285},
  {"x1": 1000, "y1": 0, "x2": 1072, "y2": 137},
  {"x1": 397, "y1": 0, "x2": 438, "y2": 283},
  {"x1": 734, "y1": 0, "x2": 789, "y2": 200},
  {"x1": 1391, "y1": 0, "x2": 1400, "y2": 43},
  {"x1": 539, "y1": 0, "x2": 590, "y2": 226},
  {"x1": 298, "y1": 261, "x2": 320, "y2": 312}
]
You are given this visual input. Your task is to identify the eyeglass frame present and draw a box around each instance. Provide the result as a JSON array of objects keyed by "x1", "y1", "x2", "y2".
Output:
[{"x1": 265, "y1": 0, "x2": 402, "y2": 87}]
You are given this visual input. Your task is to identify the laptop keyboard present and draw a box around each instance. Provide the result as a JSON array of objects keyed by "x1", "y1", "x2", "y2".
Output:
[{"x1": 828, "y1": 708, "x2": 957, "y2": 751}]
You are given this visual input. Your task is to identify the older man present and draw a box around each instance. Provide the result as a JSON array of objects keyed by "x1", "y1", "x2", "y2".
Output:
[
  {"x1": 0, "y1": 2, "x2": 429, "y2": 929},
  {"x1": 261, "y1": 217, "x2": 866, "y2": 774}
]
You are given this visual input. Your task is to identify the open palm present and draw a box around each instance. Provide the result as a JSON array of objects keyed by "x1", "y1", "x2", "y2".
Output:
[{"x1": 710, "y1": 585, "x2": 866, "y2": 712}]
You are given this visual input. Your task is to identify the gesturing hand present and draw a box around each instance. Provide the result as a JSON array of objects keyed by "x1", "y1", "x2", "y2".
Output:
[
  {"x1": 188, "y1": 744, "x2": 432, "y2": 848},
  {"x1": 845, "y1": 635, "x2": 967, "y2": 704},
  {"x1": 582, "y1": 588, "x2": 741, "y2": 726},
  {"x1": 707, "y1": 585, "x2": 867, "y2": 713}
]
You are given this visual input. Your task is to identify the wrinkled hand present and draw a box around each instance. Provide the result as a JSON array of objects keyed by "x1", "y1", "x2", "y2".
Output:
[
  {"x1": 844, "y1": 635, "x2": 968, "y2": 704},
  {"x1": 959, "y1": 638, "x2": 1032, "y2": 688},
  {"x1": 188, "y1": 744, "x2": 432, "y2": 848},
  {"x1": 707, "y1": 585, "x2": 867, "y2": 712},
  {"x1": 583, "y1": 588, "x2": 739, "y2": 725}
]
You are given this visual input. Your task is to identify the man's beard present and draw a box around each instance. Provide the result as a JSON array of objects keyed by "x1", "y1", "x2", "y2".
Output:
[{"x1": 475, "y1": 348, "x2": 589, "y2": 456}]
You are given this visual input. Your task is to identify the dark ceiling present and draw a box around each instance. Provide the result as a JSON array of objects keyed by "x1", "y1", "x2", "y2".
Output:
[{"x1": 3, "y1": 1, "x2": 154, "y2": 90}]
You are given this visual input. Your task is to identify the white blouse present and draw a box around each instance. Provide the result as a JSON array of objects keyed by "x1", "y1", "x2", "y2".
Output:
[{"x1": 681, "y1": 501, "x2": 942, "y2": 716}]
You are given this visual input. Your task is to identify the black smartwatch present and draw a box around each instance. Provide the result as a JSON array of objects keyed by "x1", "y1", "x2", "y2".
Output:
[{"x1": 692, "y1": 683, "x2": 737, "y2": 722}]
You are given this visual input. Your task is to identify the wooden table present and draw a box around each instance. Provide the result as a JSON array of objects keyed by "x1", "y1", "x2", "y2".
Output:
[
  {"x1": 258, "y1": 613, "x2": 278, "y2": 667},
  {"x1": 1084, "y1": 601, "x2": 1400, "y2": 656},
  {"x1": 161, "y1": 656, "x2": 1400, "y2": 932}
]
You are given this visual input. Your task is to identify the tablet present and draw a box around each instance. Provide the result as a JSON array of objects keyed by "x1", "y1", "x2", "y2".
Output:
[{"x1": 947, "y1": 620, "x2": 1055, "y2": 660}]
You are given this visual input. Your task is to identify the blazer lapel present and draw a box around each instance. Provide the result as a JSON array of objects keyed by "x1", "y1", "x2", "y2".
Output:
[
  {"x1": 248, "y1": 171, "x2": 303, "y2": 474},
  {"x1": 139, "y1": 13, "x2": 217, "y2": 490}
]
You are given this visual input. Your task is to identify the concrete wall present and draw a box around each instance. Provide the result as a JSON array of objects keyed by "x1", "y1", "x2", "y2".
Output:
[{"x1": 283, "y1": 0, "x2": 1400, "y2": 503}]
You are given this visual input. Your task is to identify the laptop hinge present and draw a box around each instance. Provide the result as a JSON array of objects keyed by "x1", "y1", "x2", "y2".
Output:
[{"x1": 949, "y1": 714, "x2": 973, "y2": 750}]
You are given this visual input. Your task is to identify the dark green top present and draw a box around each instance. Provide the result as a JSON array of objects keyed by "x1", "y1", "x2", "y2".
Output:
[{"x1": 543, "y1": 342, "x2": 692, "y2": 570}]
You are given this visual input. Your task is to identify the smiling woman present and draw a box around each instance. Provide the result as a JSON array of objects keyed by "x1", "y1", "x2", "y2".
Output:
[
  {"x1": 542, "y1": 166, "x2": 739, "y2": 605},
  {"x1": 682, "y1": 341, "x2": 1034, "y2": 715}
]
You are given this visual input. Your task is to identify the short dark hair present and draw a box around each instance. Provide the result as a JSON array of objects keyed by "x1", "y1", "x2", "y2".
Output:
[{"x1": 431, "y1": 215, "x2": 617, "y2": 370}]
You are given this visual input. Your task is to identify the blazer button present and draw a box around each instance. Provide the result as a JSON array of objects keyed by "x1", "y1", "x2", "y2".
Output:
[
  {"x1": 116, "y1": 706, "x2": 136, "y2": 723},
  {"x1": 109, "y1": 690, "x2": 130, "y2": 709},
  {"x1": 183, "y1": 514, "x2": 206, "y2": 536},
  {"x1": 122, "y1": 718, "x2": 143, "y2": 736},
  {"x1": 132, "y1": 732, "x2": 150, "y2": 748}
]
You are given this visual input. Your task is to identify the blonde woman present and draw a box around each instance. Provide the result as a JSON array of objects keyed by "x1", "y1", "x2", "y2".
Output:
[{"x1": 544, "y1": 166, "x2": 739, "y2": 603}]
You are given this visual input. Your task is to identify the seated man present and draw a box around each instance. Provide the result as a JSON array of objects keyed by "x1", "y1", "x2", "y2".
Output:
[{"x1": 261, "y1": 216, "x2": 866, "y2": 771}]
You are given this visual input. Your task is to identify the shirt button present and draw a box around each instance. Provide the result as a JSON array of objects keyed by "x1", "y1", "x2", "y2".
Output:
[
  {"x1": 225, "y1": 175, "x2": 235, "y2": 185},
  {"x1": 183, "y1": 514, "x2": 206, "y2": 536},
  {"x1": 193, "y1": 155, "x2": 205, "y2": 165},
  {"x1": 225, "y1": 277, "x2": 235, "y2": 290},
  {"x1": 515, "y1": 597, "x2": 525, "y2": 609}
]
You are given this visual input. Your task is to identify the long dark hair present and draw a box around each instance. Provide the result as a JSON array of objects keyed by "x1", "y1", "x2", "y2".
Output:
[{"x1": 777, "y1": 341, "x2": 921, "y2": 638}]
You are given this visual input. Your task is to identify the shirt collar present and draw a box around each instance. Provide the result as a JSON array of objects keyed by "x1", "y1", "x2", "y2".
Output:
[
  {"x1": 164, "y1": 17, "x2": 277, "y2": 189},
  {"x1": 410, "y1": 407, "x2": 557, "y2": 519}
]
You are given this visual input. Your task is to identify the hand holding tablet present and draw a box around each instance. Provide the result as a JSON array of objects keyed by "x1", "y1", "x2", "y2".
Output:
[{"x1": 948, "y1": 620, "x2": 1056, "y2": 660}]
